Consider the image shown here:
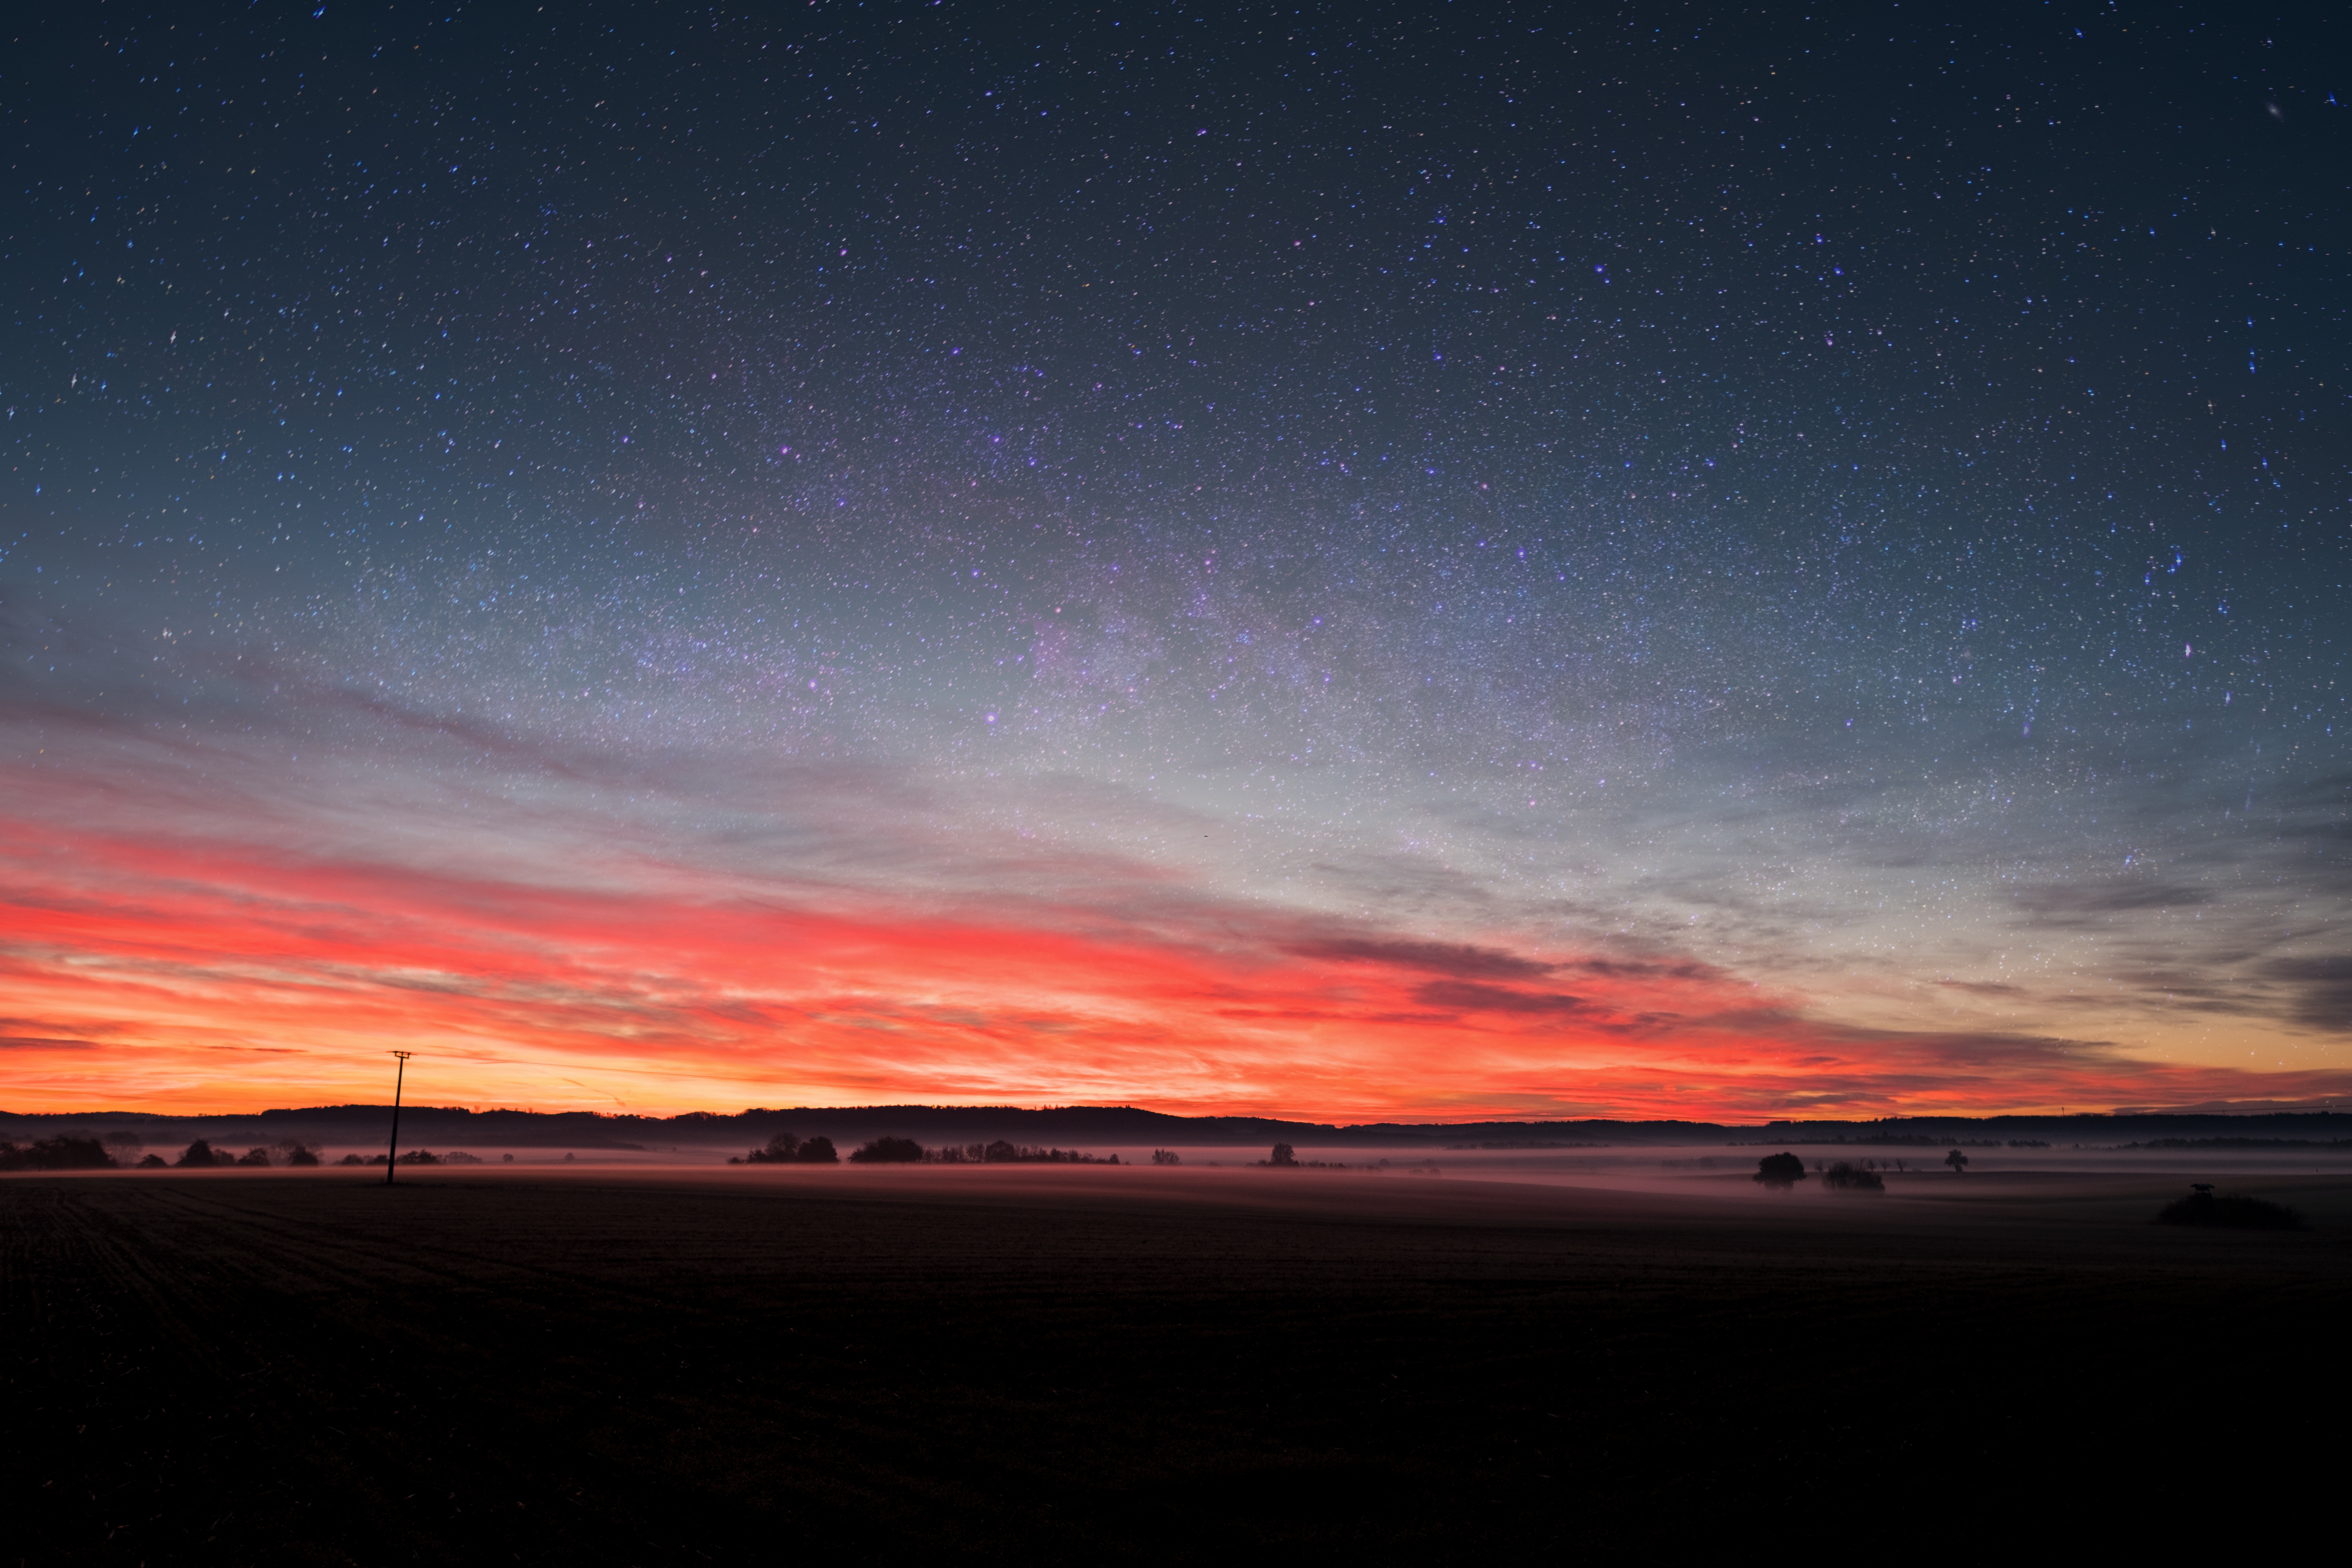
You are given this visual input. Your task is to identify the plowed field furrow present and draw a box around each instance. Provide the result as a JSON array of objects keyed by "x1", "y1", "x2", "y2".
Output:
[{"x1": 6, "y1": 1168, "x2": 2347, "y2": 1564}]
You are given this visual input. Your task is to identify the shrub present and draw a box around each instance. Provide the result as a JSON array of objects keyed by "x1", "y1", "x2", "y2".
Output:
[
  {"x1": 1752, "y1": 1152, "x2": 1808, "y2": 1189},
  {"x1": 137, "y1": 1154, "x2": 167, "y2": 1169},
  {"x1": 1821, "y1": 1161, "x2": 1885, "y2": 1192},
  {"x1": 739, "y1": 1142, "x2": 851, "y2": 1166},
  {"x1": 2156, "y1": 1188, "x2": 2303, "y2": 1231},
  {"x1": 237, "y1": 1147, "x2": 273, "y2": 1167},
  {"x1": 338, "y1": 1154, "x2": 367, "y2": 1167},
  {"x1": 849, "y1": 1136, "x2": 925, "y2": 1164}
]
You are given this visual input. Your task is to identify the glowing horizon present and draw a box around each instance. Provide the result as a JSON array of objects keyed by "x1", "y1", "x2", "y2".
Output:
[{"x1": 8, "y1": 706, "x2": 2348, "y2": 1121}]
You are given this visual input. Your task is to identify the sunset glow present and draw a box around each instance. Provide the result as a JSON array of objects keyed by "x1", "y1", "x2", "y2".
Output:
[{"x1": 8, "y1": 713, "x2": 2346, "y2": 1118}]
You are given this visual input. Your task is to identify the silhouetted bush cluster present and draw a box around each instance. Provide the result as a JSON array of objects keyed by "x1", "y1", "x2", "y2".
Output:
[
  {"x1": 731, "y1": 1132, "x2": 839, "y2": 1165},
  {"x1": 2156, "y1": 1186, "x2": 2303, "y2": 1231},
  {"x1": 0, "y1": 1136, "x2": 115, "y2": 1171},
  {"x1": 848, "y1": 1136, "x2": 925, "y2": 1164},
  {"x1": 152, "y1": 1142, "x2": 325, "y2": 1166},
  {"x1": 1753, "y1": 1152, "x2": 1808, "y2": 1188},
  {"x1": 737, "y1": 1135, "x2": 1120, "y2": 1166},
  {"x1": 928, "y1": 1140, "x2": 1116, "y2": 1163},
  {"x1": 1253, "y1": 1143, "x2": 1348, "y2": 1168},
  {"x1": 1821, "y1": 1161, "x2": 1885, "y2": 1192},
  {"x1": 29, "y1": 1137, "x2": 325, "y2": 1170}
]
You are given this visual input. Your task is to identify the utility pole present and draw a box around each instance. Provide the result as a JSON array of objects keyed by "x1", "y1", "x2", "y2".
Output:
[{"x1": 386, "y1": 1051, "x2": 413, "y2": 1185}]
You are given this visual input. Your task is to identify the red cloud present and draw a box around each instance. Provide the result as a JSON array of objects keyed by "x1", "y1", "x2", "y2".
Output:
[{"x1": 5, "y1": 783, "x2": 2352, "y2": 1118}]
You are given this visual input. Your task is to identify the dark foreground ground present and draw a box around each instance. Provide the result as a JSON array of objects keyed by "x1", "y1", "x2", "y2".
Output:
[{"x1": 9, "y1": 1166, "x2": 2348, "y2": 1563}]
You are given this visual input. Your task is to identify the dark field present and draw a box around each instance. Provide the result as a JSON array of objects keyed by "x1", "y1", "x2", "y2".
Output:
[{"x1": 10, "y1": 1166, "x2": 2348, "y2": 1563}]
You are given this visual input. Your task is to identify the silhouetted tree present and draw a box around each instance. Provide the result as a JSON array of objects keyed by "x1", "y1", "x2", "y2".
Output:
[
  {"x1": 849, "y1": 1136, "x2": 925, "y2": 1163},
  {"x1": 237, "y1": 1147, "x2": 272, "y2": 1167},
  {"x1": 1944, "y1": 1149, "x2": 1969, "y2": 1174},
  {"x1": 177, "y1": 1139, "x2": 223, "y2": 1168},
  {"x1": 1752, "y1": 1151, "x2": 1808, "y2": 1189},
  {"x1": 983, "y1": 1139, "x2": 1018, "y2": 1163},
  {"x1": 1269, "y1": 1143, "x2": 1298, "y2": 1167},
  {"x1": 285, "y1": 1144, "x2": 321, "y2": 1167},
  {"x1": 797, "y1": 1135, "x2": 839, "y2": 1163},
  {"x1": 338, "y1": 1154, "x2": 367, "y2": 1166},
  {"x1": 137, "y1": 1153, "x2": 167, "y2": 1169},
  {"x1": 396, "y1": 1149, "x2": 440, "y2": 1165},
  {"x1": 0, "y1": 1136, "x2": 114, "y2": 1171},
  {"x1": 747, "y1": 1132, "x2": 802, "y2": 1164},
  {"x1": 1821, "y1": 1161, "x2": 1884, "y2": 1191},
  {"x1": 1151, "y1": 1149, "x2": 1181, "y2": 1165}
]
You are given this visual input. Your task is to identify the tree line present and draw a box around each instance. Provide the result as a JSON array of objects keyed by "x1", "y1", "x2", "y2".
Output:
[
  {"x1": 731, "y1": 1132, "x2": 1123, "y2": 1165},
  {"x1": 0, "y1": 1136, "x2": 332, "y2": 1170}
]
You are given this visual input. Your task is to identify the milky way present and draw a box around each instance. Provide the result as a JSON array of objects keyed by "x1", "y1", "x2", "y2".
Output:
[{"x1": 6, "y1": 2, "x2": 2350, "y2": 1117}]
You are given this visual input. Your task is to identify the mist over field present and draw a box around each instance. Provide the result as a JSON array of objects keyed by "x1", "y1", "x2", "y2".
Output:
[{"x1": 12, "y1": 1103, "x2": 2347, "y2": 1191}]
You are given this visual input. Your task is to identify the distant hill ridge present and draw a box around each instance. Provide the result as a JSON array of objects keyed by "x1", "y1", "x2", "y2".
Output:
[{"x1": 4, "y1": 1103, "x2": 2349, "y2": 1153}]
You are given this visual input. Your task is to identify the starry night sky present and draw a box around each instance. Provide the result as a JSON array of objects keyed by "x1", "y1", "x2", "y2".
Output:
[{"x1": 6, "y1": 0, "x2": 2351, "y2": 1118}]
